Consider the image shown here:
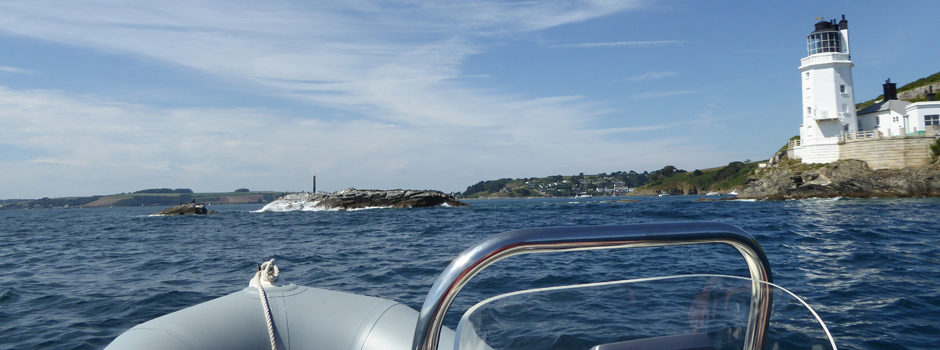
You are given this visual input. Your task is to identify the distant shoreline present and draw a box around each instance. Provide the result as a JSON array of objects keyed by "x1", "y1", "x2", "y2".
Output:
[{"x1": 0, "y1": 191, "x2": 285, "y2": 210}]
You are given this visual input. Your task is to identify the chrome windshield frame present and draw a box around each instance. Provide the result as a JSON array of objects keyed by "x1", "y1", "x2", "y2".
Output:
[{"x1": 411, "y1": 222, "x2": 773, "y2": 350}]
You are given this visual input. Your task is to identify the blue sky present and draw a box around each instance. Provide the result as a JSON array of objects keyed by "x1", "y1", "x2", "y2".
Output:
[{"x1": 1, "y1": 1, "x2": 938, "y2": 198}]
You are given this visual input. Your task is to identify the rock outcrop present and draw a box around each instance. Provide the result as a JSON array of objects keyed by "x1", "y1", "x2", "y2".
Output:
[
  {"x1": 258, "y1": 189, "x2": 468, "y2": 212},
  {"x1": 155, "y1": 203, "x2": 216, "y2": 215},
  {"x1": 738, "y1": 160, "x2": 940, "y2": 200}
]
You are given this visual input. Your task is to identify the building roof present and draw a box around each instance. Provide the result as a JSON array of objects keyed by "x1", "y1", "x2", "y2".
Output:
[
  {"x1": 905, "y1": 100, "x2": 940, "y2": 111},
  {"x1": 811, "y1": 20, "x2": 843, "y2": 34},
  {"x1": 857, "y1": 99, "x2": 910, "y2": 116}
]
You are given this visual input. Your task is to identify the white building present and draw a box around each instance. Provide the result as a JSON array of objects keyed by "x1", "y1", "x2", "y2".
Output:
[
  {"x1": 904, "y1": 100, "x2": 940, "y2": 135},
  {"x1": 854, "y1": 81, "x2": 940, "y2": 138},
  {"x1": 856, "y1": 80, "x2": 910, "y2": 137},
  {"x1": 794, "y1": 16, "x2": 857, "y2": 163}
]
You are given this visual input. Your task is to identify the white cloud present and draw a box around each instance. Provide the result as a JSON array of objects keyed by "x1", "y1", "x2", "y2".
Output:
[
  {"x1": 0, "y1": 1, "x2": 646, "y2": 127},
  {"x1": 552, "y1": 40, "x2": 687, "y2": 48},
  {"x1": 0, "y1": 66, "x2": 33, "y2": 75},
  {"x1": 631, "y1": 90, "x2": 695, "y2": 100},
  {"x1": 0, "y1": 2, "x2": 740, "y2": 197},
  {"x1": 627, "y1": 71, "x2": 678, "y2": 81},
  {"x1": 0, "y1": 86, "x2": 733, "y2": 197}
]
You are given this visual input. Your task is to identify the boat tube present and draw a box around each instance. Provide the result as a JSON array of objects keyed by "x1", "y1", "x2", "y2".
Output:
[{"x1": 106, "y1": 279, "x2": 456, "y2": 349}]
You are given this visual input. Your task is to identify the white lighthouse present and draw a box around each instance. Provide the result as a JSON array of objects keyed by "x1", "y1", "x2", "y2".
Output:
[{"x1": 795, "y1": 15, "x2": 858, "y2": 163}]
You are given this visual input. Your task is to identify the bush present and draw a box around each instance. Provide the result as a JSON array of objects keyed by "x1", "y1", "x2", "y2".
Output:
[
  {"x1": 931, "y1": 139, "x2": 940, "y2": 161},
  {"x1": 235, "y1": 188, "x2": 250, "y2": 192}
]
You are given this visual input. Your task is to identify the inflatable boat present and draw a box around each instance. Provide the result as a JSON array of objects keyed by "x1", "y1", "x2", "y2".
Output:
[{"x1": 106, "y1": 222, "x2": 837, "y2": 350}]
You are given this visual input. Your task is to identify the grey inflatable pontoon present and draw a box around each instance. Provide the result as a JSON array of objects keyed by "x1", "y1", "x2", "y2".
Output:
[
  {"x1": 107, "y1": 280, "x2": 454, "y2": 350},
  {"x1": 107, "y1": 223, "x2": 837, "y2": 350}
]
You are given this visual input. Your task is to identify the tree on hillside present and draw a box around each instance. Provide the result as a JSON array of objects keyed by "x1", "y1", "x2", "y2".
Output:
[
  {"x1": 716, "y1": 162, "x2": 745, "y2": 181},
  {"x1": 463, "y1": 178, "x2": 514, "y2": 196}
]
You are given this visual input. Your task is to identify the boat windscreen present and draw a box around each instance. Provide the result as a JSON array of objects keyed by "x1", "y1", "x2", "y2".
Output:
[{"x1": 456, "y1": 274, "x2": 835, "y2": 350}]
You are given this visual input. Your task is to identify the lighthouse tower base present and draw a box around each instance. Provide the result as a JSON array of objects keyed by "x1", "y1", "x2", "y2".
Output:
[{"x1": 792, "y1": 143, "x2": 840, "y2": 164}]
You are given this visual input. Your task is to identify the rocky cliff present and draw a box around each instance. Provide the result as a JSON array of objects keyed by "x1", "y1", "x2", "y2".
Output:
[
  {"x1": 258, "y1": 188, "x2": 467, "y2": 212},
  {"x1": 738, "y1": 160, "x2": 940, "y2": 200}
]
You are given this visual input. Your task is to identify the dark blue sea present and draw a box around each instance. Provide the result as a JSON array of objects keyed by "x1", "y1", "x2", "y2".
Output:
[{"x1": 1, "y1": 196, "x2": 938, "y2": 349}]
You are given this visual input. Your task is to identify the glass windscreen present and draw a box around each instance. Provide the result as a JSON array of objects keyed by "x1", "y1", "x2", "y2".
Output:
[{"x1": 456, "y1": 274, "x2": 835, "y2": 350}]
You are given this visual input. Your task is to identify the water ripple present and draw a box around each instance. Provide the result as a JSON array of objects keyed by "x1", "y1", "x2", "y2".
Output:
[{"x1": 0, "y1": 197, "x2": 938, "y2": 349}]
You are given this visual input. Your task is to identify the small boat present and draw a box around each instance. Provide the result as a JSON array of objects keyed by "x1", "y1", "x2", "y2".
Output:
[
  {"x1": 575, "y1": 194, "x2": 592, "y2": 198},
  {"x1": 107, "y1": 223, "x2": 836, "y2": 350},
  {"x1": 705, "y1": 191, "x2": 719, "y2": 196},
  {"x1": 728, "y1": 190, "x2": 739, "y2": 196}
]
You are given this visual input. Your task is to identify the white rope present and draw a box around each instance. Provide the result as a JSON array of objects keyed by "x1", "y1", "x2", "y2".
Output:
[{"x1": 253, "y1": 259, "x2": 280, "y2": 350}]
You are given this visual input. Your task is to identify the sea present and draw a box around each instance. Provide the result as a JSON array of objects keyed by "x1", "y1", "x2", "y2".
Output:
[{"x1": 0, "y1": 196, "x2": 937, "y2": 349}]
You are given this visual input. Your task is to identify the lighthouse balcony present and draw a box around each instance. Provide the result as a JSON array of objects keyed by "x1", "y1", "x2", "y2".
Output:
[
  {"x1": 799, "y1": 53, "x2": 851, "y2": 68},
  {"x1": 811, "y1": 111, "x2": 840, "y2": 121}
]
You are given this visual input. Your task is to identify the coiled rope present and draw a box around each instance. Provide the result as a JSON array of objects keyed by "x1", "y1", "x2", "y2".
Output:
[{"x1": 252, "y1": 259, "x2": 280, "y2": 350}]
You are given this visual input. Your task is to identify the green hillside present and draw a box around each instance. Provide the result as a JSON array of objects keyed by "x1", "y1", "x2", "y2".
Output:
[
  {"x1": 0, "y1": 189, "x2": 284, "y2": 210},
  {"x1": 461, "y1": 161, "x2": 759, "y2": 198},
  {"x1": 856, "y1": 71, "x2": 940, "y2": 111},
  {"x1": 641, "y1": 161, "x2": 759, "y2": 195}
]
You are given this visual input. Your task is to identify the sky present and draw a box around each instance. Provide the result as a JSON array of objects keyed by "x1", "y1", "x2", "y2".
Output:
[{"x1": 1, "y1": 1, "x2": 938, "y2": 198}]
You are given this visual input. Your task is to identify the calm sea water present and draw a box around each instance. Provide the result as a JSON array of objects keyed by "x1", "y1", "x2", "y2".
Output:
[{"x1": 0, "y1": 196, "x2": 937, "y2": 349}]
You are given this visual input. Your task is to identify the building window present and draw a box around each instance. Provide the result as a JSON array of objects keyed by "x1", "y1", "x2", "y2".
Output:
[
  {"x1": 893, "y1": 116, "x2": 899, "y2": 122},
  {"x1": 805, "y1": 72, "x2": 810, "y2": 79},
  {"x1": 840, "y1": 85, "x2": 845, "y2": 93},
  {"x1": 926, "y1": 115, "x2": 940, "y2": 126},
  {"x1": 875, "y1": 116, "x2": 880, "y2": 126},
  {"x1": 807, "y1": 107, "x2": 812, "y2": 114}
]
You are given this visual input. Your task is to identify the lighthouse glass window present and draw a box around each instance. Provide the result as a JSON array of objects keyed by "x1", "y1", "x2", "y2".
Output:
[{"x1": 807, "y1": 32, "x2": 842, "y2": 55}]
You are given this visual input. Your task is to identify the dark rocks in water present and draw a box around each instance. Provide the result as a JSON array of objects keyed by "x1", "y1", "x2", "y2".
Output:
[
  {"x1": 259, "y1": 188, "x2": 467, "y2": 212},
  {"x1": 156, "y1": 203, "x2": 216, "y2": 215},
  {"x1": 739, "y1": 159, "x2": 940, "y2": 200},
  {"x1": 604, "y1": 199, "x2": 641, "y2": 203}
]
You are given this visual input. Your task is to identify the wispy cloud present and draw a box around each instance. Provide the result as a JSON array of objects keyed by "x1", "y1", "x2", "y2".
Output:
[
  {"x1": 0, "y1": 2, "x2": 739, "y2": 197},
  {"x1": 0, "y1": 66, "x2": 33, "y2": 75},
  {"x1": 0, "y1": 86, "x2": 730, "y2": 197},
  {"x1": 0, "y1": 2, "x2": 645, "y2": 128},
  {"x1": 552, "y1": 40, "x2": 687, "y2": 48},
  {"x1": 627, "y1": 71, "x2": 678, "y2": 81},
  {"x1": 631, "y1": 90, "x2": 695, "y2": 100}
]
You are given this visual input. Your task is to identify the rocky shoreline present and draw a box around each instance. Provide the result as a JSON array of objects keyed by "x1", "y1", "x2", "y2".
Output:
[
  {"x1": 738, "y1": 159, "x2": 940, "y2": 200},
  {"x1": 258, "y1": 188, "x2": 467, "y2": 212}
]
